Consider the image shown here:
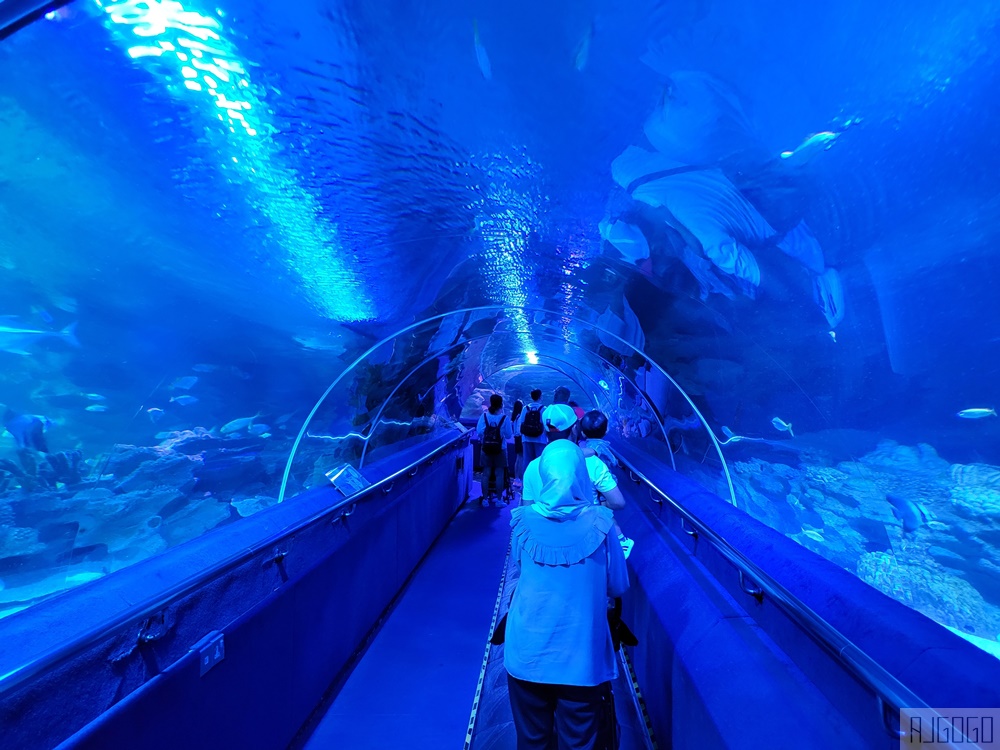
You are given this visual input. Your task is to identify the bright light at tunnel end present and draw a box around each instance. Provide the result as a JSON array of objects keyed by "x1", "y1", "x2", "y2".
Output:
[{"x1": 525, "y1": 350, "x2": 539, "y2": 365}]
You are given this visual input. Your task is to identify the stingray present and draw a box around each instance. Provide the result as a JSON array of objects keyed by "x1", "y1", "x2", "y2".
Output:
[
  {"x1": 596, "y1": 296, "x2": 646, "y2": 355},
  {"x1": 612, "y1": 146, "x2": 775, "y2": 290},
  {"x1": 777, "y1": 220, "x2": 826, "y2": 275},
  {"x1": 813, "y1": 268, "x2": 845, "y2": 328},
  {"x1": 680, "y1": 246, "x2": 736, "y2": 300},
  {"x1": 599, "y1": 218, "x2": 650, "y2": 263}
]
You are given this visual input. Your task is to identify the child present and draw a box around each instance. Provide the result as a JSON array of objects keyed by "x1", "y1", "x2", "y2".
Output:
[{"x1": 579, "y1": 410, "x2": 634, "y2": 559}]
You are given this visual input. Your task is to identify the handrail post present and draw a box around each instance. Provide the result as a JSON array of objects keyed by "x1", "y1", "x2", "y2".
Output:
[
  {"x1": 878, "y1": 696, "x2": 904, "y2": 739},
  {"x1": 738, "y1": 570, "x2": 764, "y2": 602}
]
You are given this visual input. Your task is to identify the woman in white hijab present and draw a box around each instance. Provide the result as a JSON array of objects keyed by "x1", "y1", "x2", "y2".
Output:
[{"x1": 504, "y1": 440, "x2": 630, "y2": 750}]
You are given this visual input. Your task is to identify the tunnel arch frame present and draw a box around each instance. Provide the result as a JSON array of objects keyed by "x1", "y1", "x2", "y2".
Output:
[
  {"x1": 279, "y1": 306, "x2": 735, "y2": 505},
  {"x1": 354, "y1": 337, "x2": 611, "y2": 470}
]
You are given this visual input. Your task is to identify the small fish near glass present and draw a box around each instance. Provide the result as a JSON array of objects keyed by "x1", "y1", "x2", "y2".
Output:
[{"x1": 957, "y1": 408, "x2": 996, "y2": 419}]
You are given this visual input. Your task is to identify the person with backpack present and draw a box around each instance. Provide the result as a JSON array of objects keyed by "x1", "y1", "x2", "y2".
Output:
[
  {"x1": 514, "y1": 389, "x2": 546, "y2": 478},
  {"x1": 477, "y1": 394, "x2": 513, "y2": 507}
]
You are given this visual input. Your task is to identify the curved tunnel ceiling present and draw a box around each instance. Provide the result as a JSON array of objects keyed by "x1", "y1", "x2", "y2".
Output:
[
  {"x1": 1, "y1": 1, "x2": 999, "y2": 648},
  {"x1": 2, "y1": 0, "x2": 997, "y2": 438}
]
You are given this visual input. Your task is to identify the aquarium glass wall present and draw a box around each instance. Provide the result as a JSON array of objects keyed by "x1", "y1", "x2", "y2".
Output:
[{"x1": 1, "y1": 0, "x2": 999, "y2": 657}]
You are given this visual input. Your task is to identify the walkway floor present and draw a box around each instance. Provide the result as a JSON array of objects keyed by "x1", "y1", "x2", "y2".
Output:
[{"x1": 296, "y1": 495, "x2": 512, "y2": 750}]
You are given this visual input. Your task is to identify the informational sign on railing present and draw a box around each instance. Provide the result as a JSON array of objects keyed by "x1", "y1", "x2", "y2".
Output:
[{"x1": 325, "y1": 464, "x2": 371, "y2": 497}]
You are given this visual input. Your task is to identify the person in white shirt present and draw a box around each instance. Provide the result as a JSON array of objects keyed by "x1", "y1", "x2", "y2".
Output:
[
  {"x1": 579, "y1": 410, "x2": 634, "y2": 559},
  {"x1": 476, "y1": 394, "x2": 514, "y2": 507},
  {"x1": 513, "y1": 389, "x2": 546, "y2": 478}
]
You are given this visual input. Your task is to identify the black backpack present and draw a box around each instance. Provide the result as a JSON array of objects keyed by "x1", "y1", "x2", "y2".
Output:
[
  {"x1": 520, "y1": 404, "x2": 543, "y2": 438},
  {"x1": 481, "y1": 415, "x2": 505, "y2": 455}
]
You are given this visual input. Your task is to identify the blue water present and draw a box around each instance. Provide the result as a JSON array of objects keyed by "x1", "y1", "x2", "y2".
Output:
[{"x1": 1, "y1": 0, "x2": 999, "y2": 654}]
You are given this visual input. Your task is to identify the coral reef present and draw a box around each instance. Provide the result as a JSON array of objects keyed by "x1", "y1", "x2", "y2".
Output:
[
  {"x1": 723, "y1": 436, "x2": 1000, "y2": 649},
  {"x1": 0, "y1": 428, "x2": 284, "y2": 618}
]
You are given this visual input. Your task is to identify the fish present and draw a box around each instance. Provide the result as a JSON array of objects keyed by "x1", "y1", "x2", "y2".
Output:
[
  {"x1": 886, "y1": 493, "x2": 927, "y2": 533},
  {"x1": 780, "y1": 131, "x2": 839, "y2": 165},
  {"x1": 573, "y1": 20, "x2": 594, "y2": 72},
  {"x1": 957, "y1": 408, "x2": 996, "y2": 419},
  {"x1": 84, "y1": 393, "x2": 106, "y2": 402},
  {"x1": 828, "y1": 331, "x2": 837, "y2": 342},
  {"x1": 717, "y1": 425, "x2": 761, "y2": 445},
  {"x1": 473, "y1": 19, "x2": 492, "y2": 81},
  {"x1": 248, "y1": 423, "x2": 271, "y2": 436},
  {"x1": 2, "y1": 409, "x2": 51, "y2": 452},
  {"x1": 813, "y1": 268, "x2": 844, "y2": 329},
  {"x1": 85, "y1": 405, "x2": 108, "y2": 412},
  {"x1": 599, "y1": 219, "x2": 650, "y2": 263},
  {"x1": 191, "y1": 364, "x2": 217, "y2": 373},
  {"x1": 147, "y1": 407, "x2": 165, "y2": 423},
  {"x1": 293, "y1": 335, "x2": 346, "y2": 354},
  {"x1": 0, "y1": 321, "x2": 79, "y2": 355},
  {"x1": 777, "y1": 221, "x2": 825, "y2": 275},
  {"x1": 221, "y1": 413, "x2": 262, "y2": 434},
  {"x1": 802, "y1": 529, "x2": 825, "y2": 542},
  {"x1": 172, "y1": 375, "x2": 198, "y2": 390},
  {"x1": 680, "y1": 246, "x2": 735, "y2": 300},
  {"x1": 170, "y1": 395, "x2": 198, "y2": 406},
  {"x1": 597, "y1": 296, "x2": 645, "y2": 355},
  {"x1": 771, "y1": 417, "x2": 794, "y2": 437},
  {"x1": 612, "y1": 146, "x2": 774, "y2": 292}
]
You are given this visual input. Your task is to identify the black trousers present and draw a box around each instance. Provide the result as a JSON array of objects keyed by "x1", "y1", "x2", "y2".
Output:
[{"x1": 507, "y1": 674, "x2": 609, "y2": 750}]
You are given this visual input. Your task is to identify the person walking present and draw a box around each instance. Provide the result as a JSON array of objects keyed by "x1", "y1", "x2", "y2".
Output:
[
  {"x1": 477, "y1": 394, "x2": 513, "y2": 507},
  {"x1": 514, "y1": 389, "x2": 546, "y2": 479},
  {"x1": 504, "y1": 440, "x2": 629, "y2": 749}
]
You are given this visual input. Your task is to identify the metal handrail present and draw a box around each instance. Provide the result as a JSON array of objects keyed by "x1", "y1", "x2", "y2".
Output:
[
  {"x1": 0, "y1": 432, "x2": 469, "y2": 697},
  {"x1": 615, "y1": 452, "x2": 961, "y2": 744}
]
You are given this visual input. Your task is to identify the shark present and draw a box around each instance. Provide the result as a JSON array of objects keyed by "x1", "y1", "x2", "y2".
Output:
[{"x1": 0, "y1": 318, "x2": 79, "y2": 355}]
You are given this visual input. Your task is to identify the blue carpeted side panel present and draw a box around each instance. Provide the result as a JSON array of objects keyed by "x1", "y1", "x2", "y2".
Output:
[
  {"x1": 613, "y1": 440, "x2": 1000, "y2": 749},
  {"x1": 2, "y1": 436, "x2": 467, "y2": 750},
  {"x1": 617, "y1": 485, "x2": 870, "y2": 750},
  {"x1": 56, "y1": 586, "x2": 299, "y2": 750}
]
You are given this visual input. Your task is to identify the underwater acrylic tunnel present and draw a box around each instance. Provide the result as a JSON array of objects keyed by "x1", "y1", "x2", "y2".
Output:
[{"x1": 2, "y1": 0, "x2": 1000, "y2": 748}]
